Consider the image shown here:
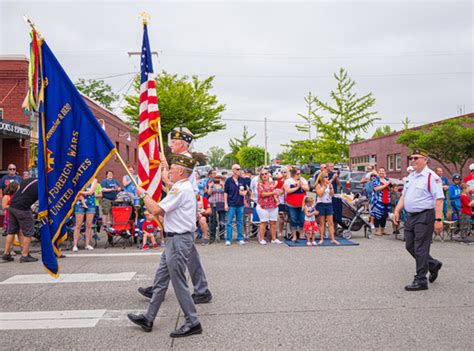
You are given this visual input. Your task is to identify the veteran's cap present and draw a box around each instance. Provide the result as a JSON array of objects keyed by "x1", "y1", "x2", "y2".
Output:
[
  {"x1": 170, "y1": 127, "x2": 194, "y2": 144},
  {"x1": 171, "y1": 153, "x2": 196, "y2": 171},
  {"x1": 410, "y1": 149, "x2": 429, "y2": 157}
]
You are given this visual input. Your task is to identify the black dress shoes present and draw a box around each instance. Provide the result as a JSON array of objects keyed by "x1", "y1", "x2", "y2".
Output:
[
  {"x1": 127, "y1": 313, "x2": 153, "y2": 332},
  {"x1": 170, "y1": 323, "x2": 202, "y2": 338},
  {"x1": 429, "y1": 262, "x2": 443, "y2": 283},
  {"x1": 405, "y1": 281, "x2": 428, "y2": 291},
  {"x1": 192, "y1": 290, "x2": 213, "y2": 304},
  {"x1": 138, "y1": 286, "x2": 153, "y2": 299}
]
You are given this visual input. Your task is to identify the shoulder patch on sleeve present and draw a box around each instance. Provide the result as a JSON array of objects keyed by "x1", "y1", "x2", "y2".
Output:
[
  {"x1": 435, "y1": 178, "x2": 441, "y2": 183},
  {"x1": 168, "y1": 187, "x2": 181, "y2": 195}
]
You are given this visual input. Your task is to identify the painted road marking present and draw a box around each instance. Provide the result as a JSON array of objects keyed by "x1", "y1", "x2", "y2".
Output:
[
  {"x1": 0, "y1": 272, "x2": 136, "y2": 285},
  {"x1": 0, "y1": 310, "x2": 106, "y2": 330},
  {"x1": 68, "y1": 252, "x2": 162, "y2": 258}
]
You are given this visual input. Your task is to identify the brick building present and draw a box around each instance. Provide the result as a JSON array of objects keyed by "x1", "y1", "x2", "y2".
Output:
[
  {"x1": 0, "y1": 56, "x2": 137, "y2": 181},
  {"x1": 0, "y1": 56, "x2": 31, "y2": 174},
  {"x1": 348, "y1": 113, "x2": 474, "y2": 179}
]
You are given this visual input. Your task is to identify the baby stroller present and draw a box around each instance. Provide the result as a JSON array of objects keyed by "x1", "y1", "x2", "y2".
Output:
[
  {"x1": 65, "y1": 212, "x2": 102, "y2": 250},
  {"x1": 334, "y1": 195, "x2": 373, "y2": 239},
  {"x1": 104, "y1": 192, "x2": 135, "y2": 248}
]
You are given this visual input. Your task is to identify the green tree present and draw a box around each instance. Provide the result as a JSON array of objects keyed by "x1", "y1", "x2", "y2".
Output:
[
  {"x1": 282, "y1": 93, "x2": 323, "y2": 164},
  {"x1": 402, "y1": 116, "x2": 411, "y2": 130},
  {"x1": 122, "y1": 71, "x2": 226, "y2": 138},
  {"x1": 229, "y1": 126, "x2": 256, "y2": 157},
  {"x1": 75, "y1": 78, "x2": 119, "y2": 110},
  {"x1": 372, "y1": 125, "x2": 393, "y2": 138},
  {"x1": 207, "y1": 146, "x2": 226, "y2": 168},
  {"x1": 221, "y1": 153, "x2": 237, "y2": 169},
  {"x1": 313, "y1": 68, "x2": 378, "y2": 162},
  {"x1": 236, "y1": 146, "x2": 268, "y2": 169},
  {"x1": 397, "y1": 117, "x2": 474, "y2": 177}
]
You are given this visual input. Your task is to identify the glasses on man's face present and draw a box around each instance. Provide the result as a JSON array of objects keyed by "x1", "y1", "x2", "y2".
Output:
[
  {"x1": 8, "y1": 168, "x2": 16, "y2": 171},
  {"x1": 409, "y1": 156, "x2": 421, "y2": 161},
  {"x1": 234, "y1": 168, "x2": 240, "y2": 171}
]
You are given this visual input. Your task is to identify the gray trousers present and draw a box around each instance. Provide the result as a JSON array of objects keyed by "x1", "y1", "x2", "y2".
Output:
[
  {"x1": 150, "y1": 234, "x2": 209, "y2": 296},
  {"x1": 404, "y1": 209, "x2": 441, "y2": 284},
  {"x1": 144, "y1": 233, "x2": 199, "y2": 327}
]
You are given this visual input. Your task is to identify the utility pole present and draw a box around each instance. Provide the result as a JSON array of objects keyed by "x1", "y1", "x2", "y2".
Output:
[
  {"x1": 264, "y1": 117, "x2": 268, "y2": 166},
  {"x1": 308, "y1": 91, "x2": 312, "y2": 140}
]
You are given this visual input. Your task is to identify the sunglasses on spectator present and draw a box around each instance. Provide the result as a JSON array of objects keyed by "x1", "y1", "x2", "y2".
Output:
[
  {"x1": 409, "y1": 156, "x2": 423, "y2": 161},
  {"x1": 233, "y1": 168, "x2": 241, "y2": 171},
  {"x1": 8, "y1": 168, "x2": 16, "y2": 170},
  {"x1": 261, "y1": 173, "x2": 269, "y2": 176}
]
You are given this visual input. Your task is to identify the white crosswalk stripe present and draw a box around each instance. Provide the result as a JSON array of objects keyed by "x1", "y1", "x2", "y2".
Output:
[
  {"x1": 0, "y1": 272, "x2": 137, "y2": 285},
  {"x1": 0, "y1": 310, "x2": 107, "y2": 330}
]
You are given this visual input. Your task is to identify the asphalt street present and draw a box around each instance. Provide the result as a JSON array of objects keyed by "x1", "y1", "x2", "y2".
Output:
[{"x1": 0, "y1": 229, "x2": 472, "y2": 350}]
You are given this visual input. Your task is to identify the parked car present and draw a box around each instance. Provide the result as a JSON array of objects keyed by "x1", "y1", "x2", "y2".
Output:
[{"x1": 339, "y1": 171, "x2": 366, "y2": 195}]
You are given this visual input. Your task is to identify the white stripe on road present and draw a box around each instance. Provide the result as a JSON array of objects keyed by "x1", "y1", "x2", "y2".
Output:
[
  {"x1": 0, "y1": 272, "x2": 136, "y2": 285},
  {"x1": 0, "y1": 310, "x2": 106, "y2": 330},
  {"x1": 68, "y1": 252, "x2": 162, "y2": 258}
]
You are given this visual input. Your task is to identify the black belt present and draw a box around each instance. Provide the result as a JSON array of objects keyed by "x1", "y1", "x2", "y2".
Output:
[
  {"x1": 407, "y1": 208, "x2": 434, "y2": 216},
  {"x1": 165, "y1": 231, "x2": 192, "y2": 238}
]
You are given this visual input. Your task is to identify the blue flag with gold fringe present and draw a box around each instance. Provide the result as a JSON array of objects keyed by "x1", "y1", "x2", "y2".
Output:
[{"x1": 33, "y1": 37, "x2": 115, "y2": 277}]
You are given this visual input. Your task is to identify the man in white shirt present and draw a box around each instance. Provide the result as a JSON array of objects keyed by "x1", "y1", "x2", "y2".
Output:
[{"x1": 128, "y1": 154, "x2": 203, "y2": 337}]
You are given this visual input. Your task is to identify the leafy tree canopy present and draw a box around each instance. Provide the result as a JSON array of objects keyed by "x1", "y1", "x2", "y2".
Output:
[
  {"x1": 122, "y1": 71, "x2": 226, "y2": 138},
  {"x1": 372, "y1": 125, "x2": 394, "y2": 138},
  {"x1": 207, "y1": 146, "x2": 226, "y2": 168},
  {"x1": 75, "y1": 78, "x2": 119, "y2": 110},
  {"x1": 236, "y1": 146, "x2": 268, "y2": 170},
  {"x1": 397, "y1": 116, "x2": 474, "y2": 177}
]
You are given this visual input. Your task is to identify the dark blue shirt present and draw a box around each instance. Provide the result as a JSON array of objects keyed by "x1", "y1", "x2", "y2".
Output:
[
  {"x1": 328, "y1": 172, "x2": 339, "y2": 194},
  {"x1": 101, "y1": 179, "x2": 120, "y2": 201},
  {"x1": 441, "y1": 176, "x2": 449, "y2": 196},
  {"x1": 224, "y1": 176, "x2": 246, "y2": 207}
]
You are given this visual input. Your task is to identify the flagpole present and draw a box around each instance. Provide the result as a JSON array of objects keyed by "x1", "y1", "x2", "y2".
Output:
[
  {"x1": 139, "y1": 12, "x2": 167, "y2": 170},
  {"x1": 22, "y1": 15, "x2": 42, "y2": 39},
  {"x1": 114, "y1": 149, "x2": 140, "y2": 188}
]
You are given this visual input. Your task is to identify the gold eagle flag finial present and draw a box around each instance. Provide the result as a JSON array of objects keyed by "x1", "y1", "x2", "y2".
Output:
[{"x1": 139, "y1": 12, "x2": 151, "y2": 25}]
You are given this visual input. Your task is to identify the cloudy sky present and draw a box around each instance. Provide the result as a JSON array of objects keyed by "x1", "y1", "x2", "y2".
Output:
[{"x1": 1, "y1": 0, "x2": 472, "y2": 158}]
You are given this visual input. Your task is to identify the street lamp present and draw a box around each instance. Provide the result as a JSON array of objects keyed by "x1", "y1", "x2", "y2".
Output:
[{"x1": 119, "y1": 131, "x2": 132, "y2": 142}]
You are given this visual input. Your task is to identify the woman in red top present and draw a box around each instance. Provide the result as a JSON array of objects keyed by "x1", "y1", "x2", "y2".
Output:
[
  {"x1": 371, "y1": 167, "x2": 391, "y2": 236},
  {"x1": 459, "y1": 183, "x2": 473, "y2": 243},
  {"x1": 256, "y1": 170, "x2": 282, "y2": 245},
  {"x1": 284, "y1": 168, "x2": 309, "y2": 241}
]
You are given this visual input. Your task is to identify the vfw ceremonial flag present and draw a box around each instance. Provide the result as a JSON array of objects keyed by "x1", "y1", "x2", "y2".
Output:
[
  {"x1": 138, "y1": 22, "x2": 162, "y2": 201},
  {"x1": 31, "y1": 34, "x2": 115, "y2": 277}
]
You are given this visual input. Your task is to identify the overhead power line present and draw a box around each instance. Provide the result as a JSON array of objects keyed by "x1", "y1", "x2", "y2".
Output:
[{"x1": 221, "y1": 118, "x2": 428, "y2": 125}]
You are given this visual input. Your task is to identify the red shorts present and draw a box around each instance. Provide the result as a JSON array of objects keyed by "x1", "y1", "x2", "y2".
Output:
[{"x1": 303, "y1": 221, "x2": 319, "y2": 233}]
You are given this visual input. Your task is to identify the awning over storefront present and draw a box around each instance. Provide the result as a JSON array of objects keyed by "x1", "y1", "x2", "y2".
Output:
[{"x1": 0, "y1": 120, "x2": 30, "y2": 138}]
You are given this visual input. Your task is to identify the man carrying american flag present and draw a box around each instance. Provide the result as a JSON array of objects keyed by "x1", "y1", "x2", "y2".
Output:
[{"x1": 130, "y1": 17, "x2": 212, "y2": 337}]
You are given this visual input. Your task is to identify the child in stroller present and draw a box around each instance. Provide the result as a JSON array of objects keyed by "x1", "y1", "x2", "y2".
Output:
[{"x1": 334, "y1": 194, "x2": 373, "y2": 239}]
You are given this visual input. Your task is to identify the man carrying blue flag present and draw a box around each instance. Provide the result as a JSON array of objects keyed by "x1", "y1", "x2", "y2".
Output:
[{"x1": 24, "y1": 30, "x2": 115, "y2": 276}]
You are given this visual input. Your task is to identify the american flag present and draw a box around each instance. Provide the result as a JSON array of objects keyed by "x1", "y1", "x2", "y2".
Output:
[{"x1": 138, "y1": 23, "x2": 162, "y2": 201}]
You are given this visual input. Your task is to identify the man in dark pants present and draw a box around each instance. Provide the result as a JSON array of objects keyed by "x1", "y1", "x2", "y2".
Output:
[{"x1": 393, "y1": 150, "x2": 444, "y2": 291}]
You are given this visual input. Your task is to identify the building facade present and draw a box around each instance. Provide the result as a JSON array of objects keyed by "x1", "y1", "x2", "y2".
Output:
[
  {"x1": 349, "y1": 114, "x2": 474, "y2": 179},
  {"x1": 0, "y1": 56, "x2": 138, "y2": 182},
  {"x1": 0, "y1": 56, "x2": 32, "y2": 174}
]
